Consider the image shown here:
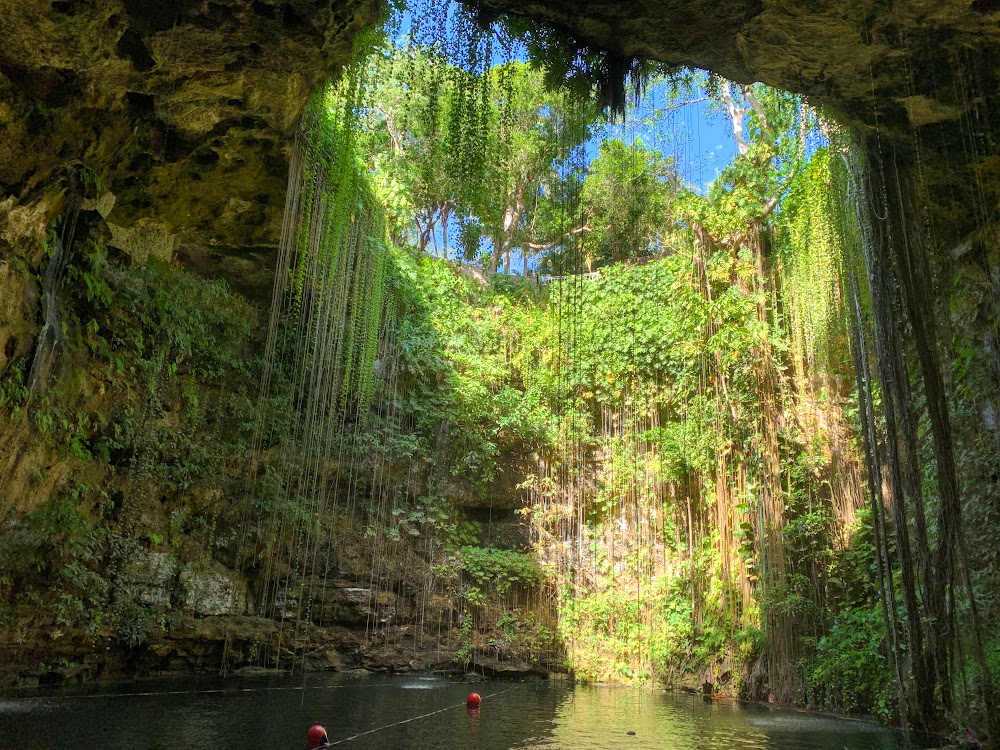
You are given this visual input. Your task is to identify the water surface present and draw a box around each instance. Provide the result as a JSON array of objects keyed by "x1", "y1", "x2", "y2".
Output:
[{"x1": 0, "y1": 672, "x2": 932, "y2": 749}]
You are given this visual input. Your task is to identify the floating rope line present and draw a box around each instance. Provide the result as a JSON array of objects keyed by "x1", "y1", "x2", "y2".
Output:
[
  {"x1": 11, "y1": 680, "x2": 471, "y2": 702},
  {"x1": 327, "y1": 685, "x2": 520, "y2": 746}
]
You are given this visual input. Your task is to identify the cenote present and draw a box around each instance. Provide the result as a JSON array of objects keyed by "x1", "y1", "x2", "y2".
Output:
[
  {"x1": 2, "y1": 0, "x2": 999, "y2": 746},
  {"x1": 0, "y1": 674, "x2": 934, "y2": 750}
]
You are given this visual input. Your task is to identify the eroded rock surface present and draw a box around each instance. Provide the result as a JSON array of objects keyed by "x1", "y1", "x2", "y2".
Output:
[
  {"x1": 0, "y1": 0, "x2": 377, "y2": 258},
  {"x1": 3, "y1": 0, "x2": 1000, "y2": 261},
  {"x1": 179, "y1": 561, "x2": 250, "y2": 616},
  {"x1": 477, "y1": 0, "x2": 997, "y2": 133},
  {"x1": 119, "y1": 551, "x2": 179, "y2": 606}
]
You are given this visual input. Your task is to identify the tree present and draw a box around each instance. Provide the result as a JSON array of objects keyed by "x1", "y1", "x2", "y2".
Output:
[
  {"x1": 357, "y1": 51, "x2": 597, "y2": 273},
  {"x1": 356, "y1": 48, "x2": 467, "y2": 255},
  {"x1": 580, "y1": 137, "x2": 677, "y2": 266},
  {"x1": 464, "y1": 62, "x2": 596, "y2": 273}
]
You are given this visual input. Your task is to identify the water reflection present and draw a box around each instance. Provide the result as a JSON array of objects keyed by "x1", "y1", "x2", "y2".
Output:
[
  {"x1": 0, "y1": 674, "x2": 928, "y2": 750},
  {"x1": 529, "y1": 686, "x2": 913, "y2": 750}
]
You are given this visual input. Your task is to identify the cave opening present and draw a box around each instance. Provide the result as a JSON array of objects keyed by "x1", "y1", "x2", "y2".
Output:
[
  {"x1": 0, "y1": 0, "x2": 998, "y2": 744},
  {"x1": 225, "y1": 0, "x2": 998, "y2": 738}
]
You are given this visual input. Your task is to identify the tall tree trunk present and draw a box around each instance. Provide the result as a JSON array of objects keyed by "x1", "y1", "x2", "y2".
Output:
[
  {"x1": 850, "y1": 138, "x2": 998, "y2": 734},
  {"x1": 882, "y1": 144, "x2": 997, "y2": 737}
]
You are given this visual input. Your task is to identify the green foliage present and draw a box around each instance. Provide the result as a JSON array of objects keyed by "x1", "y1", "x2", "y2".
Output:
[
  {"x1": 356, "y1": 47, "x2": 597, "y2": 271},
  {"x1": 379, "y1": 248, "x2": 551, "y2": 489},
  {"x1": 459, "y1": 546, "x2": 543, "y2": 592},
  {"x1": 389, "y1": 492, "x2": 479, "y2": 548},
  {"x1": 108, "y1": 600, "x2": 160, "y2": 649},
  {"x1": 826, "y1": 508, "x2": 880, "y2": 610},
  {"x1": 81, "y1": 253, "x2": 256, "y2": 490},
  {"x1": 1, "y1": 235, "x2": 259, "y2": 633},
  {"x1": 238, "y1": 51, "x2": 876, "y2": 702},
  {"x1": 1, "y1": 484, "x2": 109, "y2": 632},
  {"x1": 987, "y1": 637, "x2": 1000, "y2": 691},
  {"x1": 806, "y1": 606, "x2": 892, "y2": 719},
  {"x1": 24, "y1": 485, "x2": 96, "y2": 570},
  {"x1": 455, "y1": 616, "x2": 475, "y2": 665},
  {"x1": 774, "y1": 147, "x2": 849, "y2": 379},
  {"x1": 357, "y1": 208, "x2": 857, "y2": 685},
  {"x1": 580, "y1": 138, "x2": 676, "y2": 266},
  {"x1": 436, "y1": 247, "x2": 772, "y2": 683},
  {"x1": 0, "y1": 358, "x2": 30, "y2": 419},
  {"x1": 493, "y1": 14, "x2": 662, "y2": 114},
  {"x1": 10, "y1": 240, "x2": 259, "y2": 487}
]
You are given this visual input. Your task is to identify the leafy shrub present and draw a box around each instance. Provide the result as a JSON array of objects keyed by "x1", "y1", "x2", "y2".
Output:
[
  {"x1": 3, "y1": 486, "x2": 110, "y2": 632},
  {"x1": 459, "y1": 546, "x2": 543, "y2": 593},
  {"x1": 806, "y1": 606, "x2": 892, "y2": 719}
]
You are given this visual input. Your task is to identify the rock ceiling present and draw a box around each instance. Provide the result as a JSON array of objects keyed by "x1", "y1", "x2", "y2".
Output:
[{"x1": 2, "y1": 0, "x2": 998, "y2": 261}]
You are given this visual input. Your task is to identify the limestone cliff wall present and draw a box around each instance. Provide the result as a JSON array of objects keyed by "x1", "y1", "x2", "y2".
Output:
[
  {"x1": 4, "y1": 0, "x2": 1000, "y2": 257},
  {"x1": 1, "y1": 0, "x2": 378, "y2": 251}
]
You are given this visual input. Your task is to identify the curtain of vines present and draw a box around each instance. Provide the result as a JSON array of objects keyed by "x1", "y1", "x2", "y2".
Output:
[{"x1": 229, "y1": 39, "x2": 399, "y2": 670}]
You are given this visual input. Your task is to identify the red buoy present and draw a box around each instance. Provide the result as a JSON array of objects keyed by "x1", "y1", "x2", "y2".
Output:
[
  {"x1": 306, "y1": 724, "x2": 329, "y2": 749},
  {"x1": 466, "y1": 692, "x2": 481, "y2": 709}
]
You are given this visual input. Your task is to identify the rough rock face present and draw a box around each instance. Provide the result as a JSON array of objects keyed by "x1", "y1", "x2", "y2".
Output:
[
  {"x1": 119, "y1": 551, "x2": 180, "y2": 606},
  {"x1": 475, "y1": 0, "x2": 996, "y2": 133},
  {"x1": 0, "y1": 0, "x2": 377, "y2": 259},
  {"x1": 3, "y1": 0, "x2": 999, "y2": 261},
  {"x1": 179, "y1": 561, "x2": 250, "y2": 616},
  {"x1": 472, "y1": 0, "x2": 1000, "y2": 241}
]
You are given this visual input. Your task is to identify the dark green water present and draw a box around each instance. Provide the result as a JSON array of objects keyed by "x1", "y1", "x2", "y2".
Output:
[{"x1": 0, "y1": 673, "x2": 933, "y2": 749}]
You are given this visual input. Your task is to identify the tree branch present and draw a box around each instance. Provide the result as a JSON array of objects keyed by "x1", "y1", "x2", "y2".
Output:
[
  {"x1": 720, "y1": 82, "x2": 749, "y2": 155},
  {"x1": 524, "y1": 225, "x2": 591, "y2": 252},
  {"x1": 372, "y1": 105, "x2": 403, "y2": 154},
  {"x1": 742, "y1": 86, "x2": 776, "y2": 145}
]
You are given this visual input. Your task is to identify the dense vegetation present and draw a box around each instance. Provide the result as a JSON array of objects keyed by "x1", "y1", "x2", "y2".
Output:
[
  {"x1": 241, "y1": 23, "x2": 883, "y2": 709},
  {"x1": 0, "y1": 235, "x2": 259, "y2": 645},
  {"x1": 255, "y1": 15, "x2": 998, "y2": 735}
]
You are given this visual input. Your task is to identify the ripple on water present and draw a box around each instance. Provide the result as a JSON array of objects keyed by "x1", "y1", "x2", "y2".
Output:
[
  {"x1": 748, "y1": 712, "x2": 887, "y2": 732},
  {"x1": 399, "y1": 675, "x2": 448, "y2": 689},
  {"x1": 0, "y1": 701, "x2": 35, "y2": 714}
]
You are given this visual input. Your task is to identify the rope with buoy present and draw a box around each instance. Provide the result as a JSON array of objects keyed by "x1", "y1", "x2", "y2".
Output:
[{"x1": 325, "y1": 685, "x2": 518, "y2": 746}]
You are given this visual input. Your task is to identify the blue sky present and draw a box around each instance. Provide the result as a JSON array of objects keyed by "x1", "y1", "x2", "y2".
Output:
[
  {"x1": 384, "y1": 4, "x2": 744, "y2": 268},
  {"x1": 390, "y1": 11, "x2": 740, "y2": 194},
  {"x1": 590, "y1": 85, "x2": 739, "y2": 194}
]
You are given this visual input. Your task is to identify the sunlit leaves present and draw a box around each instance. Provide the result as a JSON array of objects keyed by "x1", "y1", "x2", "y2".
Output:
[{"x1": 580, "y1": 138, "x2": 677, "y2": 265}]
